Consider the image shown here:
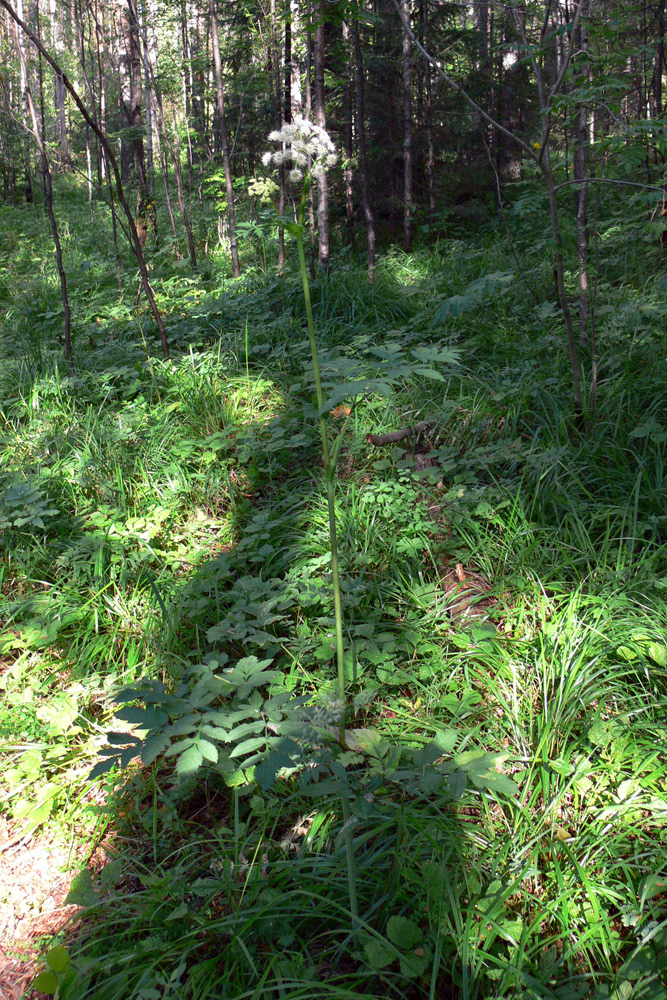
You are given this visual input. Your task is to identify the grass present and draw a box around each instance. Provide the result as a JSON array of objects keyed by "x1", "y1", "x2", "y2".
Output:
[{"x1": 1, "y1": 176, "x2": 667, "y2": 1000}]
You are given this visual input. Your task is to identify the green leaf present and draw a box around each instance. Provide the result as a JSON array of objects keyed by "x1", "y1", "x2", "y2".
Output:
[
  {"x1": 364, "y1": 938, "x2": 394, "y2": 970},
  {"x1": 141, "y1": 732, "x2": 171, "y2": 766},
  {"x1": 46, "y1": 946, "x2": 70, "y2": 973},
  {"x1": 33, "y1": 971, "x2": 58, "y2": 993},
  {"x1": 198, "y1": 738, "x2": 219, "y2": 763},
  {"x1": 387, "y1": 915, "x2": 422, "y2": 949},
  {"x1": 165, "y1": 902, "x2": 190, "y2": 922},
  {"x1": 648, "y1": 642, "x2": 667, "y2": 666},
  {"x1": 65, "y1": 868, "x2": 99, "y2": 908},
  {"x1": 399, "y1": 947, "x2": 430, "y2": 979},
  {"x1": 176, "y1": 743, "x2": 204, "y2": 775},
  {"x1": 410, "y1": 366, "x2": 447, "y2": 382},
  {"x1": 254, "y1": 750, "x2": 295, "y2": 790},
  {"x1": 230, "y1": 736, "x2": 266, "y2": 758},
  {"x1": 447, "y1": 769, "x2": 467, "y2": 800}
]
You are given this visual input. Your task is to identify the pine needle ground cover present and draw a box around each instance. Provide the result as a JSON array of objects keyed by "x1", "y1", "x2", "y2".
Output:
[{"x1": 0, "y1": 196, "x2": 666, "y2": 1000}]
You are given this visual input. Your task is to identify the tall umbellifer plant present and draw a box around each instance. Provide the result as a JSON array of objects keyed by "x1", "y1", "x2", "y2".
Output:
[
  {"x1": 261, "y1": 119, "x2": 347, "y2": 745},
  {"x1": 261, "y1": 121, "x2": 359, "y2": 921}
]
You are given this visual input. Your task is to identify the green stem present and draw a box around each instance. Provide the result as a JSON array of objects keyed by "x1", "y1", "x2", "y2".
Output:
[
  {"x1": 340, "y1": 792, "x2": 360, "y2": 927},
  {"x1": 291, "y1": 183, "x2": 357, "y2": 929},
  {"x1": 295, "y1": 190, "x2": 346, "y2": 748}
]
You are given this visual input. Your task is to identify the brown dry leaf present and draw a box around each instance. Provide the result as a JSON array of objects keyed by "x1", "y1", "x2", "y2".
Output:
[{"x1": 331, "y1": 405, "x2": 352, "y2": 418}]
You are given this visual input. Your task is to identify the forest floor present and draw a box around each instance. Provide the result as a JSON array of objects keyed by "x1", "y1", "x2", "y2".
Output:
[{"x1": 1, "y1": 195, "x2": 667, "y2": 999}]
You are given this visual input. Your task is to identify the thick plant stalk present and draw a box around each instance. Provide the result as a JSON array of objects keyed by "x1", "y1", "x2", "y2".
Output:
[
  {"x1": 263, "y1": 119, "x2": 355, "y2": 924},
  {"x1": 293, "y1": 185, "x2": 357, "y2": 927},
  {"x1": 294, "y1": 191, "x2": 346, "y2": 746}
]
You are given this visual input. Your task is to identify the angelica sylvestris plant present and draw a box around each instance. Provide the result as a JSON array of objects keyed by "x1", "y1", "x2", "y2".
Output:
[
  {"x1": 261, "y1": 118, "x2": 347, "y2": 746},
  {"x1": 261, "y1": 120, "x2": 359, "y2": 923},
  {"x1": 261, "y1": 116, "x2": 338, "y2": 184}
]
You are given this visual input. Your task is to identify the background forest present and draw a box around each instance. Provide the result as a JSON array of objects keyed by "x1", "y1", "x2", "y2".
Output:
[{"x1": 1, "y1": 1, "x2": 667, "y2": 999}]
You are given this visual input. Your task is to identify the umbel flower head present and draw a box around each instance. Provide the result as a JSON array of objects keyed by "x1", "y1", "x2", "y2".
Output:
[{"x1": 261, "y1": 116, "x2": 338, "y2": 182}]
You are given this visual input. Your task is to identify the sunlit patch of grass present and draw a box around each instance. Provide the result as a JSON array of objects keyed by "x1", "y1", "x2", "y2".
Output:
[{"x1": 2, "y1": 191, "x2": 667, "y2": 999}]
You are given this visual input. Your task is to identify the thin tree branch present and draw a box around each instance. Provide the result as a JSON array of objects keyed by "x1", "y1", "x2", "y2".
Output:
[
  {"x1": 554, "y1": 177, "x2": 665, "y2": 194},
  {"x1": 0, "y1": 0, "x2": 170, "y2": 358},
  {"x1": 389, "y1": 0, "x2": 536, "y2": 159},
  {"x1": 547, "y1": 0, "x2": 587, "y2": 104}
]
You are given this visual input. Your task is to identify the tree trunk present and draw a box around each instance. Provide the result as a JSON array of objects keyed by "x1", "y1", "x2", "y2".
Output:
[
  {"x1": 423, "y1": 0, "x2": 435, "y2": 223},
  {"x1": 15, "y1": 0, "x2": 32, "y2": 201},
  {"x1": 119, "y1": 0, "x2": 147, "y2": 202},
  {"x1": 209, "y1": 0, "x2": 240, "y2": 276},
  {"x1": 154, "y1": 82, "x2": 197, "y2": 268},
  {"x1": 269, "y1": 0, "x2": 285, "y2": 272},
  {"x1": 139, "y1": 0, "x2": 154, "y2": 196},
  {"x1": 401, "y1": 0, "x2": 413, "y2": 251},
  {"x1": 573, "y1": 1, "x2": 590, "y2": 348},
  {"x1": 94, "y1": 0, "x2": 106, "y2": 181},
  {"x1": 304, "y1": 0, "x2": 316, "y2": 277},
  {"x1": 314, "y1": 0, "x2": 329, "y2": 271},
  {"x1": 0, "y1": 0, "x2": 170, "y2": 357},
  {"x1": 342, "y1": 19, "x2": 354, "y2": 248},
  {"x1": 48, "y1": 0, "x2": 69, "y2": 167},
  {"x1": 284, "y1": 0, "x2": 292, "y2": 123},
  {"x1": 12, "y1": 16, "x2": 72, "y2": 369},
  {"x1": 73, "y1": 0, "x2": 95, "y2": 223},
  {"x1": 351, "y1": 11, "x2": 376, "y2": 280}
]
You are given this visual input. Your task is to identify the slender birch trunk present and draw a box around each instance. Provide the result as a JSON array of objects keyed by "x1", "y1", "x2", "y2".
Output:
[
  {"x1": 15, "y1": 0, "x2": 32, "y2": 201},
  {"x1": 12, "y1": 16, "x2": 72, "y2": 368},
  {"x1": 314, "y1": 0, "x2": 329, "y2": 270},
  {"x1": 351, "y1": 11, "x2": 376, "y2": 280},
  {"x1": 209, "y1": 0, "x2": 240, "y2": 276},
  {"x1": 0, "y1": 0, "x2": 170, "y2": 357},
  {"x1": 401, "y1": 0, "x2": 413, "y2": 251},
  {"x1": 342, "y1": 19, "x2": 354, "y2": 248}
]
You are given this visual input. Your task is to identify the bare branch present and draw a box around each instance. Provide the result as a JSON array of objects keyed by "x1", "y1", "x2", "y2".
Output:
[
  {"x1": 388, "y1": 0, "x2": 536, "y2": 160},
  {"x1": 0, "y1": 0, "x2": 170, "y2": 358}
]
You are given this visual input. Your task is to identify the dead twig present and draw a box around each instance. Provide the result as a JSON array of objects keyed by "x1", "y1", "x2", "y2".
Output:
[{"x1": 366, "y1": 421, "x2": 431, "y2": 447}]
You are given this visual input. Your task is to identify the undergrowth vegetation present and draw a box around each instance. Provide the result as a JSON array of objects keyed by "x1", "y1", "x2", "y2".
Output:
[{"x1": 1, "y1": 180, "x2": 666, "y2": 1000}]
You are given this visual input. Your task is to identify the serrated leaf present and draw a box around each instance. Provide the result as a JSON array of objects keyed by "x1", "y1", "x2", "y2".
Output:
[
  {"x1": 198, "y1": 739, "x2": 218, "y2": 763},
  {"x1": 114, "y1": 706, "x2": 149, "y2": 724},
  {"x1": 254, "y1": 750, "x2": 295, "y2": 790},
  {"x1": 364, "y1": 938, "x2": 394, "y2": 970},
  {"x1": 165, "y1": 902, "x2": 190, "y2": 922},
  {"x1": 229, "y1": 735, "x2": 266, "y2": 758},
  {"x1": 447, "y1": 769, "x2": 467, "y2": 800},
  {"x1": 199, "y1": 725, "x2": 231, "y2": 740},
  {"x1": 89, "y1": 755, "x2": 119, "y2": 780},
  {"x1": 387, "y1": 915, "x2": 423, "y2": 949},
  {"x1": 399, "y1": 947, "x2": 430, "y2": 979},
  {"x1": 65, "y1": 868, "x2": 98, "y2": 907},
  {"x1": 141, "y1": 732, "x2": 171, "y2": 766},
  {"x1": 411, "y1": 366, "x2": 446, "y2": 382},
  {"x1": 176, "y1": 743, "x2": 203, "y2": 775},
  {"x1": 469, "y1": 770, "x2": 518, "y2": 796}
]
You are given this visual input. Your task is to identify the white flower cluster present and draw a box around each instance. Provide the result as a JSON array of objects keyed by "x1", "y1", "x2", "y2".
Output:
[{"x1": 261, "y1": 116, "x2": 338, "y2": 183}]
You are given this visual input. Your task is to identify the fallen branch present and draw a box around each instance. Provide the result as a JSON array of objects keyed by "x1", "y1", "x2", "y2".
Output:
[{"x1": 366, "y1": 421, "x2": 431, "y2": 447}]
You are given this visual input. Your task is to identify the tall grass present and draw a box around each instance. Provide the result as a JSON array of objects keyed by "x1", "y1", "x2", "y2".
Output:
[{"x1": 1, "y1": 183, "x2": 666, "y2": 1000}]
